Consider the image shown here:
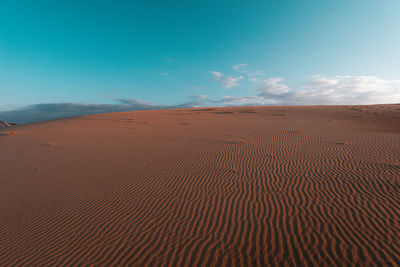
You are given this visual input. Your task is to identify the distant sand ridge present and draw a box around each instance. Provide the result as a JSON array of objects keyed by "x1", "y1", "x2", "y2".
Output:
[{"x1": 1, "y1": 104, "x2": 400, "y2": 266}]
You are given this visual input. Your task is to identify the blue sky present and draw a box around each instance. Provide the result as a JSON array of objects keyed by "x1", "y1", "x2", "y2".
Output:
[{"x1": 1, "y1": 0, "x2": 400, "y2": 122}]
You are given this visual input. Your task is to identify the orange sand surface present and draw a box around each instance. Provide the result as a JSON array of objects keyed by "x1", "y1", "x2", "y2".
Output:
[{"x1": 1, "y1": 105, "x2": 400, "y2": 266}]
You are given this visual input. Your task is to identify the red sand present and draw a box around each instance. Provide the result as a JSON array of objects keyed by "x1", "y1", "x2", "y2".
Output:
[{"x1": 1, "y1": 105, "x2": 400, "y2": 266}]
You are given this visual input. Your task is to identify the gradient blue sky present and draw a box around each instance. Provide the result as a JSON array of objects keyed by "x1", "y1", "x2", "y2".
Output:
[{"x1": 1, "y1": 0, "x2": 400, "y2": 121}]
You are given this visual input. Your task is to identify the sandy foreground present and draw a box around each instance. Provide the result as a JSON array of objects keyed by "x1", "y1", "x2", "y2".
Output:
[{"x1": 0, "y1": 105, "x2": 400, "y2": 266}]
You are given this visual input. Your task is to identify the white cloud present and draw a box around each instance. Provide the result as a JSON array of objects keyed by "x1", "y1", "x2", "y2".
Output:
[
  {"x1": 217, "y1": 95, "x2": 278, "y2": 106},
  {"x1": 217, "y1": 75, "x2": 400, "y2": 106},
  {"x1": 190, "y1": 94, "x2": 208, "y2": 101},
  {"x1": 290, "y1": 75, "x2": 400, "y2": 105},
  {"x1": 258, "y1": 78, "x2": 291, "y2": 96},
  {"x1": 210, "y1": 71, "x2": 243, "y2": 88},
  {"x1": 233, "y1": 63, "x2": 247, "y2": 70},
  {"x1": 210, "y1": 71, "x2": 223, "y2": 78},
  {"x1": 117, "y1": 98, "x2": 159, "y2": 106},
  {"x1": 221, "y1": 76, "x2": 244, "y2": 88}
]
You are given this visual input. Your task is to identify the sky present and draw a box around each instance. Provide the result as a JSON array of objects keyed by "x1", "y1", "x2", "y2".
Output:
[{"x1": 1, "y1": 0, "x2": 400, "y2": 122}]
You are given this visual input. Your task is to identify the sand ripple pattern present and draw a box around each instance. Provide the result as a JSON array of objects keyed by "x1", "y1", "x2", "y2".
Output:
[{"x1": 1, "y1": 106, "x2": 400, "y2": 266}]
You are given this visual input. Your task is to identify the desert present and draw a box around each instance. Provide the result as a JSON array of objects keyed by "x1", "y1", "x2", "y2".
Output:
[{"x1": 1, "y1": 104, "x2": 399, "y2": 266}]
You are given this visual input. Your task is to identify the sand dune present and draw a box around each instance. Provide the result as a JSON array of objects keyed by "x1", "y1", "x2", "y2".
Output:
[{"x1": 1, "y1": 105, "x2": 400, "y2": 266}]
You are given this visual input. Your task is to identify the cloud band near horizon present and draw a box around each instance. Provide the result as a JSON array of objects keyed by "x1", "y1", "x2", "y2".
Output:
[{"x1": 1, "y1": 75, "x2": 399, "y2": 124}]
